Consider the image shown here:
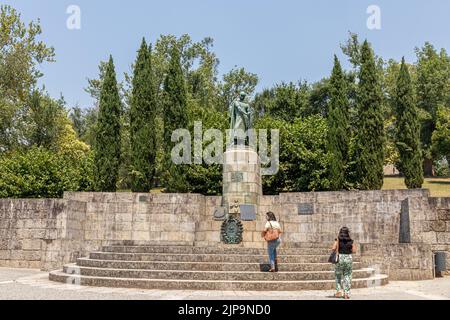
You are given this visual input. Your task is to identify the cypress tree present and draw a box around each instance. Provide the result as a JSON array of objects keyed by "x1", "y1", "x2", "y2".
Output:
[
  {"x1": 130, "y1": 38, "x2": 157, "y2": 192},
  {"x1": 93, "y1": 55, "x2": 121, "y2": 191},
  {"x1": 327, "y1": 55, "x2": 350, "y2": 190},
  {"x1": 163, "y1": 45, "x2": 189, "y2": 192},
  {"x1": 395, "y1": 57, "x2": 424, "y2": 188},
  {"x1": 353, "y1": 40, "x2": 385, "y2": 190}
]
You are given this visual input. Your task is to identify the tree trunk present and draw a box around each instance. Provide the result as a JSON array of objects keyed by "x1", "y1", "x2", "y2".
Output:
[{"x1": 423, "y1": 158, "x2": 435, "y2": 177}]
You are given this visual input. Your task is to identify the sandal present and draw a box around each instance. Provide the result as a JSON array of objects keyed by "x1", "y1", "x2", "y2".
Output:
[
  {"x1": 269, "y1": 268, "x2": 276, "y2": 272},
  {"x1": 334, "y1": 292, "x2": 343, "y2": 298},
  {"x1": 344, "y1": 294, "x2": 351, "y2": 300}
]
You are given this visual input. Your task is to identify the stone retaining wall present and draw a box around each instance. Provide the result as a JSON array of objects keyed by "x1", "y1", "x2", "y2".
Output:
[
  {"x1": 0, "y1": 189, "x2": 449, "y2": 279},
  {"x1": 428, "y1": 197, "x2": 450, "y2": 275},
  {"x1": 0, "y1": 199, "x2": 63, "y2": 269},
  {"x1": 360, "y1": 243, "x2": 434, "y2": 280}
]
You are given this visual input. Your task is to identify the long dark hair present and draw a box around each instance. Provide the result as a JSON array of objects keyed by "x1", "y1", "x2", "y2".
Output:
[
  {"x1": 266, "y1": 211, "x2": 277, "y2": 221},
  {"x1": 338, "y1": 227, "x2": 352, "y2": 243}
]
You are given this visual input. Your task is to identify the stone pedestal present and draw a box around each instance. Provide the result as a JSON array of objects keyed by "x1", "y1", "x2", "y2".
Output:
[{"x1": 222, "y1": 146, "x2": 263, "y2": 217}]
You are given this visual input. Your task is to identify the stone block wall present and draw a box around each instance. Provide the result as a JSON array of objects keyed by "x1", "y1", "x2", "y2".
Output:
[
  {"x1": 0, "y1": 193, "x2": 204, "y2": 270},
  {"x1": 0, "y1": 189, "x2": 449, "y2": 279},
  {"x1": 360, "y1": 243, "x2": 434, "y2": 280},
  {"x1": 0, "y1": 199, "x2": 64, "y2": 269},
  {"x1": 427, "y1": 197, "x2": 450, "y2": 275},
  {"x1": 194, "y1": 189, "x2": 449, "y2": 280}
]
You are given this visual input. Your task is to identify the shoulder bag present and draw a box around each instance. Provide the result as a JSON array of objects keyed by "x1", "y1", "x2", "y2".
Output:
[
  {"x1": 328, "y1": 238, "x2": 339, "y2": 264},
  {"x1": 264, "y1": 221, "x2": 280, "y2": 242}
]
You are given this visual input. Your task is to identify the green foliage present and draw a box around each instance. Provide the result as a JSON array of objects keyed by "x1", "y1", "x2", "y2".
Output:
[
  {"x1": 0, "y1": 5, "x2": 56, "y2": 152},
  {"x1": 150, "y1": 35, "x2": 220, "y2": 109},
  {"x1": 327, "y1": 55, "x2": 350, "y2": 190},
  {"x1": 394, "y1": 58, "x2": 423, "y2": 188},
  {"x1": 219, "y1": 67, "x2": 259, "y2": 110},
  {"x1": 129, "y1": 39, "x2": 157, "y2": 192},
  {"x1": 93, "y1": 56, "x2": 122, "y2": 192},
  {"x1": 309, "y1": 78, "x2": 331, "y2": 117},
  {"x1": 415, "y1": 43, "x2": 450, "y2": 158},
  {"x1": 69, "y1": 106, "x2": 98, "y2": 146},
  {"x1": 185, "y1": 100, "x2": 228, "y2": 194},
  {"x1": 25, "y1": 90, "x2": 68, "y2": 149},
  {"x1": 255, "y1": 115, "x2": 330, "y2": 194},
  {"x1": 0, "y1": 5, "x2": 55, "y2": 102},
  {"x1": 353, "y1": 40, "x2": 385, "y2": 190},
  {"x1": 253, "y1": 82, "x2": 311, "y2": 121},
  {"x1": 434, "y1": 157, "x2": 449, "y2": 177},
  {"x1": 432, "y1": 105, "x2": 450, "y2": 162},
  {"x1": 0, "y1": 146, "x2": 93, "y2": 198},
  {"x1": 162, "y1": 45, "x2": 189, "y2": 192}
]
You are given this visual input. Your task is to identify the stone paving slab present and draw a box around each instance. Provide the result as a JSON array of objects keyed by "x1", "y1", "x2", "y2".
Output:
[{"x1": 0, "y1": 268, "x2": 449, "y2": 300}]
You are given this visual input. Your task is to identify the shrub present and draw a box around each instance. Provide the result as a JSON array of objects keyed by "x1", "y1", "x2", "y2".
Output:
[{"x1": 0, "y1": 146, "x2": 94, "y2": 198}]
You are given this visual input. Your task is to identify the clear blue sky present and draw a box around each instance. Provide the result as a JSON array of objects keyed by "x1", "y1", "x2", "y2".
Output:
[{"x1": 4, "y1": 0, "x2": 450, "y2": 108}]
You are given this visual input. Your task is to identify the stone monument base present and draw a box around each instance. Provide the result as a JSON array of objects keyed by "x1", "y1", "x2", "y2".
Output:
[{"x1": 222, "y1": 146, "x2": 262, "y2": 218}]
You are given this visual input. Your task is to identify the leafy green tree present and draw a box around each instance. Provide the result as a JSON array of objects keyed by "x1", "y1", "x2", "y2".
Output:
[
  {"x1": 0, "y1": 5, "x2": 55, "y2": 102},
  {"x1": 394, "y1": 58, "x2": 423, "y2": 188},
  {"x1": 93, "y1": 56, "x2": 121, "y2": 191},
  {"x1": 255, "y1": 115, "x2": 330, "y2": 194},
  {"x1": 25, "y1": 90, "x2": 68, "y2": 149},
  {"x1": 327, "y1": 55, "x2": 349, "y2": 190},
  {"x1": 69, "y1": 106, "x2": 87, "y2": 138},
  {"x1": 219, "y1": 67, "x2": 259, "y2": 110},
  {"x1": 0, "y1": 146, "x2": 93, "y2": 198},
  {"x1": 0, "y1": 4, "x2": 55, "y2": 152},
  {"x1": 68, "y1": 106, "x2": 97, "y2": 146},
  {"x1": 162, "y1": 45, "x2": 189, "y2": 192},
  {"x1": 309, "y1": 78, "x2": 330, "y2": 117},
  {"x1": 353, "y1": 40, "x2": 385, "y2": 190},
  {"x1": 432, "y1": 105, "x2": 450, "y2": 165},
  {"x1": 130, "y1": 38, "x2": 157, "y2": 192},
  {"x1": 415, "y1": 42, "x2": 450, "y2": 175},
  {"x1": 253, "y1": 82, "x2": 310, "y2": 121},
  {"x1": 185, "y1": 99, "x2": 227, "y2": 194}
]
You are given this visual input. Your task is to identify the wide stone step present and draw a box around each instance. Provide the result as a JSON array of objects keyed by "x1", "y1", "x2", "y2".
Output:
[
  {"x1": 63, "y1": 265, "x2": 376, "y2": 281},
  {"x1": 111, "y1": 242, "x2": 335, "y2": 249},
  {"x1": 102, "y1": 245, "x2": 332, "y2": 255},
  {"x1": 49, "y1": 271, "x2": 388, "y2": 291},
  {"x1": 280, "y1": 242, "x2": 338, "y2": 249},
  {"x1": 89, "y1": 252, "x2": 358, "y2": 264},
  {"x1": 77, "y1": 258, "x2": 364, "y2": 272}
]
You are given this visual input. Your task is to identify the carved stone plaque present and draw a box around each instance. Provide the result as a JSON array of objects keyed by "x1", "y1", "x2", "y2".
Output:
[
  {"x1": 213, "y1": 207, "x2": 226, "y2": 220},
  {"x1": 297, "y1": 203, "x2": 314, "y2": 215},
  {"x1": 240, "y1": 204, "x2": 256, "y2": 221},
  {"x1": 231, "y1": 172, "x2": 243, "y2": 182}
]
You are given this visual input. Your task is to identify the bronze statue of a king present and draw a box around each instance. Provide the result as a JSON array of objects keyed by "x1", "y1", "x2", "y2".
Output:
[{"x1": 229, "y1": 91, "x2": 254, "y2": 147}]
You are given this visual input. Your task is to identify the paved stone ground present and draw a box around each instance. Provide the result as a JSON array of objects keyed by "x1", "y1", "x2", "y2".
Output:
[{"x1": 0, "y1": 267, "x2": 449, "y2": 300}]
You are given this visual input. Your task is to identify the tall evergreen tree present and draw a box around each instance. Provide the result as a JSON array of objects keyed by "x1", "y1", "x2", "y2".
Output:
[
  {"x1": 93, "y1": 55, "x2": 121, "y2": 191},
  {"x1": 163, "y1": 45, "x2": 189, "y2": 192},
  {"x1": 353, "y1": 40, "x2": 385, "y2": 190},
  {"x1": 395, "y1": 57, "x2": 423, "y2": 188},
  {"x1": 327, "y1": 55, "x2": 350, "y2": 190},
  {"x1": 130, "y1": 38, "x2": 157, "y2": 192},
  {"x1": 415, "y1": 43, "x2": 450, "y2": 175}
]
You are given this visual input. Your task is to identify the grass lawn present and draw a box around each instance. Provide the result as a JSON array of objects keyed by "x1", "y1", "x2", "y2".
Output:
[{"x1": 383, "y1": 177, "x2": 450, "y2": 197}]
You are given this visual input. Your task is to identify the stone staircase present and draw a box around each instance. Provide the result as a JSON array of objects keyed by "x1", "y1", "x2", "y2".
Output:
[{"x1": 49, "y1": 243, "x2": 388, "y2": 290}]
